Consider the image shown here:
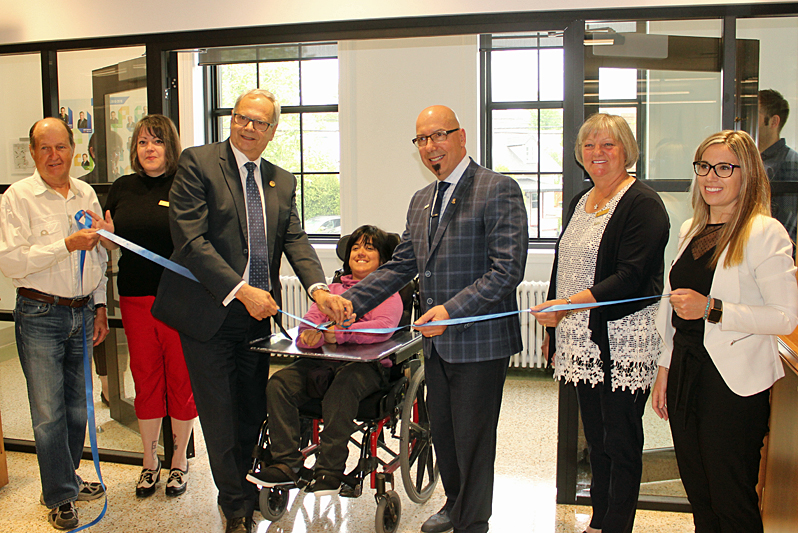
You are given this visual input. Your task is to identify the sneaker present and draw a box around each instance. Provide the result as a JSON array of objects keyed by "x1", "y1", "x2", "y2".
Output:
[
  {"x1": 421, "y1": 506, "x2": 453, "y2": 533},
  {"x1": 165, "y1": 465, "x2": 188, "y2": 497},
  {"x1": 136, "y1": 458, "x2": 161, "y2": 498},
  {"x1": 246, "y1": 464, "x2": 297, "y2": 487},
  {"x1": 48, "y1": 502, "x2": 79, "y2": 530},
  {"x1": 40, "y1": 481, "x2": 105, "y2": 506},
  {"x1": 77, "y1": 481, "x2": 105, "y2": 501},
  {"x1": 305, "y1": 473, "x2": 341, "y2": 496}
]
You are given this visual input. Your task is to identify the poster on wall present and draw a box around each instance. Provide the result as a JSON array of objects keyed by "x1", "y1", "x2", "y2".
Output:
[
  {"x1": 105, "y1": 91, "x2": 147, "y2": 181},
  {"x1": 60, "y1": 98, "x2": 95, "y2": 180},
  {"x1": 9, "y1": 138, "x2": 35, "y2": 175}
]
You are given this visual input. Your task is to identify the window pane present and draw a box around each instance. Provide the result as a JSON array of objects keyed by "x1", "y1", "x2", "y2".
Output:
[
  {"x1": 259, "y1": 61, "x2": 299, "y2": 106},
  {"x1": 598, "y1": 107, "x2": 638, "y2": 139},
  {"x1": 263, "y1": 113, "x2": 300, "y2": 172},
  {"x1": 0, "y1": 53, "x2": 42, "y2": 186},
  {"x1": 539, "y1": 48, "x2": 564, "y2": 101},
  {"x1": 492, "y1": 50, "x2": 538, "y2": 102},
  {"x1": 599, "y1": 68, "x2": 637, "y2": 100},
  {"x1": 218, "y1": 115, "x2": 230, "y2": 142},
  {"x1": 301, "y1": 58, "x2": 339, "y2": 105},
  {"x1": 492, "y1": 109, "x2": 540, "y2": 173},
  {"x1": 302, "y1": 174, "x2": 341, "y2": 225},
  {"x1": 540, "y1": 173, "x2": 564, "y2": 238},
  {"x1": 540, "y1": 109, "x2": 564, "y2": 172},
  {"x1": 218, "y1": 63, "x2": 257, "y2": 108},
  {"x1": 303, "y1": 112, "x2": 339, "y2": 172}
]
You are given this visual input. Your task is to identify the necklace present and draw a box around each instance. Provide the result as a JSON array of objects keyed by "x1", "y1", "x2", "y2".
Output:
[{"x1": 591, "y1": 175, "x2": 631, "y2": 210}]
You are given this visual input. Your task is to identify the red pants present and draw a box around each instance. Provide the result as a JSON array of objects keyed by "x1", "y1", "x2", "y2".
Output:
[{"x1": 120, "y1": 296, "x2": 197, "y2": 420}]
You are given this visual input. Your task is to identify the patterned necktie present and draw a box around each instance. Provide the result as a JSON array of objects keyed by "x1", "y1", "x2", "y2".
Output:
[
  {"x1": 429, "y1": 181, "x2": 451, "y2": 246},
  {"x1": 245, "y1": 162, "x2": 270, "y2": 290}
]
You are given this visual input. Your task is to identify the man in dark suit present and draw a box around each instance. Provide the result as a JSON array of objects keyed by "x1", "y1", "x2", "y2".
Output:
[
  {"x1": 339, "y1": 106, "x2": 528, "y2": 533},
  {"x1": 152, "y1": 89, "x2": 349, "y2": 533},
  {"x1": 77, "y1": 111, "x2": 88, "y2": 130}
]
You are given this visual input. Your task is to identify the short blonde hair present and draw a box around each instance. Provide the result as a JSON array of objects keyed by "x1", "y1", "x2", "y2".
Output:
[
  {"x1": 688, "y1": 130, "x2": 771, "y2": 268},
  {"x1": 574, "y1": 113, "x2": 639, "y2": 170}
]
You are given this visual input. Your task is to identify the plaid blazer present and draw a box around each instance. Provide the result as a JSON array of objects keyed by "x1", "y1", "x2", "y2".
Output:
[{"x1": 345, "y1": 159, "x2": 528, "y2": 363}]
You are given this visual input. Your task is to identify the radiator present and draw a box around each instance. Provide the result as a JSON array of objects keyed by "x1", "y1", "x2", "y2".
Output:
[
  {"x1": 278, "y1": 276, "x2": 550, "y2": 369},
  {"x1": 514, "y1": 280, "x2": 550, "y2": 369}
]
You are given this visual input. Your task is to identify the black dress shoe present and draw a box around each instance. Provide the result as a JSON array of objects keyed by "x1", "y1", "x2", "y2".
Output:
[
  {"x1": 225, "y1": 516, "x2": 253, "y2": 533},
  {"x1": 421, "y1": 506, "x2": 453, "y2": 533}
]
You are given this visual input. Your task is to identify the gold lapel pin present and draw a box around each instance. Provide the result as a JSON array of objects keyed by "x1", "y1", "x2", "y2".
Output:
[
  {"x1": 269, "y1": 181, "x2": 276, "y2": 188},
  {"x1": 423, "y1": 204, "x2": 430, "y2": 210},
  {"x1": 451, "y1": 198, "x2": 456, "y2": 204}
]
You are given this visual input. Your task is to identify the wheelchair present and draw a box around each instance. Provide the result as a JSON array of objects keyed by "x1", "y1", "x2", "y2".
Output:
[{"x1": 247, "y1": 233, "x2": 439, "y2": 533}]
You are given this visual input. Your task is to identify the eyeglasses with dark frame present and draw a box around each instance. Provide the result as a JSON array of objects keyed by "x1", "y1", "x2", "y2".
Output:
[
  {"x1": 693, "y1": 161, "x2": 741, "y2": 178},
  {"x1": 232, "y1": 113, "x2": 274, "y2": 132},
  {"x1": 412, "y1": 128, "x2": 460, "y2": 147}
]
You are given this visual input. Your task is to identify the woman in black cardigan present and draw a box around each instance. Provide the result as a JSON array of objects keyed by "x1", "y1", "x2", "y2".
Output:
[{"x1": 532, "y1": 113, "x2": 669, "y2": 533}]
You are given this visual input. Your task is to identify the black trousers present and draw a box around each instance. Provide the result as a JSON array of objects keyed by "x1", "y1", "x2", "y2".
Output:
[
  {"x1": 667, "y1": 341, "x2": 770, "y2": 533},
  {"x1": 425, "y1": 346, "x2": 509, "y2": 533},
  {"x1": 180, "y1": 301, "x2": 271, "y2": 520},
  {"x1": 576, "y1": 382, "x2": 649, "y2": 533},
  {"x1": 266, "y1": 358, "x2": 385, "y2": 472}
]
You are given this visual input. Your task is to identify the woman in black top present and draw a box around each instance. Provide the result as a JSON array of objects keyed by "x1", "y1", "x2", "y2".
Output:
[{"x1": 97, "y1": 115, "x2": 197, "y2": 498}]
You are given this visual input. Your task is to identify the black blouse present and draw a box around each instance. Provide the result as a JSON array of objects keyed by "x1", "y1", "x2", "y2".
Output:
[{"x1": 104, "y1": 172, "x2": 175, "y2": 297}]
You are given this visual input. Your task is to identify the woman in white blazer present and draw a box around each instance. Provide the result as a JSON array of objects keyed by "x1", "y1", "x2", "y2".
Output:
[{"x1": 653, "y1": 130, "x2": 798, "y2": 533}]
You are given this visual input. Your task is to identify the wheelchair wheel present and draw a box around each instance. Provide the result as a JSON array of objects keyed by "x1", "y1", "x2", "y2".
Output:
[
  {"x1": 259, "y1": 486, "x2": 289, "y2": 522},
  {"x1": 399, "y1": 365, "x2": 439, "y2": 503},
  {"x1": 374, "y1": 490, "x2": 401, "y2": 533}
]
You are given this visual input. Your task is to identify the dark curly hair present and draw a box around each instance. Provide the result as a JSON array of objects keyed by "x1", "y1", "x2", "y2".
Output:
[{"x1": 341, "y1": 225, "x2": 399, "y2": 276}]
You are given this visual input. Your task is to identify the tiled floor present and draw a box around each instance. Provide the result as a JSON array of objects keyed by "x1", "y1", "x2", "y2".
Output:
[{"x1": 0, "y1": 371, "x2": 695, "y2": 532}]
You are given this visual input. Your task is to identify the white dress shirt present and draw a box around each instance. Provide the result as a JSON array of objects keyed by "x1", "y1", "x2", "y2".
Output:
[{"x1": 0, "y1": 170, "x2": 107, "y2": 303}]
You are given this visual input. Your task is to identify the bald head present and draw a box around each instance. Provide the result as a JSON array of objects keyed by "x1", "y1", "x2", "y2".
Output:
[
  {"x1": 30, "y1": 117, "x2": 74, "y2": 150},
  {"x1": 414, "y1": 105, "x2": 467, "y2": 180}
]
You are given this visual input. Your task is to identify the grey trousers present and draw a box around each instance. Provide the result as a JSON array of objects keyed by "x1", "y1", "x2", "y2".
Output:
[{"x1": 266, "y1": 358, "x2": 385, "y2": 473}]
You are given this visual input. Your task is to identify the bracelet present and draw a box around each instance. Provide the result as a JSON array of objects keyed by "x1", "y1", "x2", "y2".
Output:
[
  {"x1": 702, "y1": 295, "x2": 711, "y2": 320},
  {"x1": 565, "y1": 296, "x2": 572, "y2": 305}
]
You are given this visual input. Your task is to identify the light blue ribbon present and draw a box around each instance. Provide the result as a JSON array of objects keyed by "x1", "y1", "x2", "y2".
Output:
[
  {"x1": 82, "y1": 210, "x2": 671, "y2": 337},
  {"x1": 73, "y1": 211, "x2": 108, "y2": 530},
  {"x1": 96, "y1": 229, "x2": 198, "y2": 281}
]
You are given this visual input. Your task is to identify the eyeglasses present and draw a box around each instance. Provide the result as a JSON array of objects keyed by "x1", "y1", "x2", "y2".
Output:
[
  {"x1": 693, "y1": 161, "x2": 741, "y2": 178},
  {"x1": 232, "y1": 113, "x2": 274, "y2": 132},
  {"x1": 412, "y1": 128, "x2": 460, "y2": 147}
]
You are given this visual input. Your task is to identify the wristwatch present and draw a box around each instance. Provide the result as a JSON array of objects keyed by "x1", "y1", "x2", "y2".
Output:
[
  {"x1": 706, "y1": 298, "x2": 723, "y2": 324},
  {"x1": 310, "y1": 285, "x2": 330, "y2": 300}
]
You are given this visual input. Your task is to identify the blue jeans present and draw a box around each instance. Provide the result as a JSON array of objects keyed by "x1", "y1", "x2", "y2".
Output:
[{"x1": 14, "y1": 293, "x2": 95, "y2": 509}]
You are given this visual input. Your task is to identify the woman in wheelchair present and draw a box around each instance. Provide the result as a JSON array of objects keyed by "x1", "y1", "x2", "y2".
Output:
[{"x1": 248, "y1": 225, "x2": 403, "y2": 496}]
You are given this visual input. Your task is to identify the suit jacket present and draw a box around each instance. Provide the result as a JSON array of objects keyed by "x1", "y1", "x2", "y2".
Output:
[
  {"x1": 151, "y1": 140, "x2": 326, "y2": 342},
  {"x1": 343, "y1": 158, "x2": 528, "y2": 363},
  {"x1": 655, "y1": 215, "x2": 798, "y2": 396},
  {"x1": 77, "y1": 119, "x2": 88, "y2": 129}
]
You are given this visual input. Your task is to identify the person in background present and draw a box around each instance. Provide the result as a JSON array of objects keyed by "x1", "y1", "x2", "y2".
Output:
[
  {"x1": 0, "y1": 117, "x2": 108, "y2": 530},
  {"x1": 757, "y1": 89, "x2": 798, "y2": 244},
  {"x1": 532, "y1": 113, "x2": 669, "y2": 533},
  {"x1": 77, "y1": 111, "x2": 88, "y2": 130},
  {"x1": 249, "y1": 225, "x2": 403, "y2": 496},
  {"x1": 59, "y1": 107, "x2": 68, "y2": 123},
  {"x1": 653, "y1": 130, "x2": 798, "y2": 533},
  {"x1": 93, "y1": 114, "x2": 197, "y2": 498}
]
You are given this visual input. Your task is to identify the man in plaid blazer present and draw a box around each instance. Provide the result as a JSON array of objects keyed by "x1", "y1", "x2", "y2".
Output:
[{"x1": 341, "y1": 105, "x2": 528, "y2": 533}]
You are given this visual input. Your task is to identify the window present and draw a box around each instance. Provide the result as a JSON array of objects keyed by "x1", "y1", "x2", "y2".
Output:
[
  {"x1": 482, "y1": 33, "x2": 565, "y2": 240},
  {"x1": 202, "y1": 43, "x2": 340, "y2": 236}
]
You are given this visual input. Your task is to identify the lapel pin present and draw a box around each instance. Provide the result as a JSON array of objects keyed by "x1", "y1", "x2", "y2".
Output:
[
  {"x1": 423, "y1": 204, "x2": 430, "y2": 210},
  {"x1": 451, "y1": 198, "x2": 456, "y2": 204},
  {"x1": 269, "y1": 181, "x2": 276, "y2": 188}
]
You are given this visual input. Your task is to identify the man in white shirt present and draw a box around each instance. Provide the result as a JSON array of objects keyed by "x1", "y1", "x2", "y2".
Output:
[{"x1": 0, "y1": 117, "x2": 109, "y2": 530}]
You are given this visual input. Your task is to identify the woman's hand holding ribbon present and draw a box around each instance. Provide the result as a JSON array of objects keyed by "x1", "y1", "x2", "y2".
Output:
[
  {"x1": 530, "y1": 299, "x2": 570, "y2": 327},
  {"x1": 86, "y1": 210, "x2": 119, "y2": 251},
  {"x1": 669, "y1": 288, "x2": 707, "y2": 321}
]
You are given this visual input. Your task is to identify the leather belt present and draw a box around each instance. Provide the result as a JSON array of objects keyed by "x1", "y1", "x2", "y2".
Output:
[{"x1": 18, "y1": 287, "x2": 91, "y2": 308}]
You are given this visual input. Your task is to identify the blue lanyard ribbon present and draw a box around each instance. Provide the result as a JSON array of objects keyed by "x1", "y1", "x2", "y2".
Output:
[{"x1": 73, "y1": 211, "x2": 108, "y2": 530}]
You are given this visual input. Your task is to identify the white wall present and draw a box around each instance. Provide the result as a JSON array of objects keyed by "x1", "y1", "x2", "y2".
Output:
[
  {"x1": 0, "y1": 0, "x2": 772, "y2": 46},
  {"x1": 0, "y1": 53, "x2": 41, "y2": 185}
]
